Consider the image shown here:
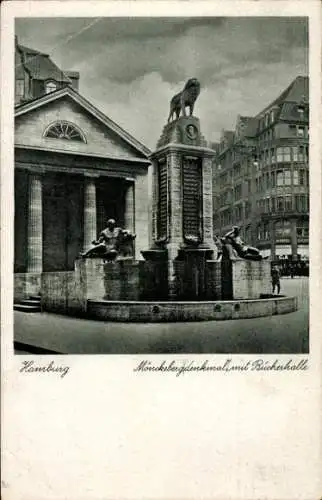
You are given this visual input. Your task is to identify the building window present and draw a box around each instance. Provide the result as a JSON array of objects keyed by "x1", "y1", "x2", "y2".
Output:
[
  {"x1": 292, "y1": 146, "x2": 298, "y2": 161},
  {"x1": 277, "y1": 170, "x2": 284, "y2": 186},
  {"x1": 234, "y1": 184, "x2": 242, "y2": 201},
  {"x1": 270, "y1": 110, "x2": 275, "y2": 123},
  {"x1": 297, "y1": 105, "x2": 305, "y2": 117},
  {"x1": 276, "y1": 147, "x2": 291, "y2": 162},
  {"x1": 271, "y1": 197, "x2": 276, "y2": 212},
  {"x1": 284, "y1": 170, "x2": 291, "y2": 185},
  {"x1": 297, "y1": 146, "x2": 304, "y2": 162},
  {"x1": 293, "y1": 170, "x2": 299, "y2": 185},
  {"x1": 284, "y1": 196, "x2": 292, "y2": 212},
  {"x1": 265, "y1": 150, "x2": 270, "y2": 166},
  {"x1": 271, "y1": 148, "x2": 276, "y2": 163},
  {"x1": 295, "y1": 195, "x2": 309, "y2": 212},
  {"x1": 297, "y1": 126, "x2": 305, "y2": 137},
  {"x1": 16, "y1": 79, "x2": 24, "y2": 98},
  {"x1": 45, "y1": 81, "x2": 58, "y2": 94},
  {"x1": 299, "y1": 170, "x2": 305, "y2": 186},
  {"x1": 245, "y1": 201, "x2": 250, "y2": 219},
  {"x1": 265, "y1": 114, "x2": 269, "y2": 127},
  {"x1": 234, "y1": 205, "x2": 242, "y2": 222},
  {"x1": 277, "y1": 197, "x2": 284, "y2": 212},
  {"x1": 276, "y1": 169, "x2": 291, "y2": 186},
  {"x1": 271, "y1": 171, "x2": 276, "y2": 188},
  {"x1": 44, "y1": 121, "x2": 86, "y2": 142},
  {"x1": 233, "y1": 165, "x2": 241, "y2": 178},
  {"x1": 263, "y1": 222, "x2": 270, "y2": 239},
  {"x1": 276, "y1": 220, "x2": 291, "y2": 237},
  {"x1": 296, "y1": 220, "x2": 309, "y2": 238}
]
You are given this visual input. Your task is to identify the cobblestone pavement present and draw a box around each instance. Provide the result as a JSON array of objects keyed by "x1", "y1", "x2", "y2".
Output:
[{"x1": 14, "y1": 278, "x2": 308, "y2": 354}]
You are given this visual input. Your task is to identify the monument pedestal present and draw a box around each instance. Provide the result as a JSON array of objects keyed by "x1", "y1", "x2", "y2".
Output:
[
  {"x1": 75, "y1": 257, "x2": 140, "y2": 304},
  {"x1": 221, "y1": 259, "x2": 271, "y2": 300},
  {"x1": 142, "y1": 116, "x2": 217, "y2": 300}
]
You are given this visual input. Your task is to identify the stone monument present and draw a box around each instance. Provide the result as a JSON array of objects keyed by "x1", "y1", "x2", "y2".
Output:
[
  {"x1": 220, "y1": 226, "x2": 271, "y2": 299},
  {"x1": 142, "y1": 78, "x2": 218, "y2": 300},
  {"x1": 40, "y1": 79, "x2": 298, "y2": 321},
  {"x1": 75, "y1": 218, "x2": 139, "y2": 303},
  {"x1": 80, "y1": 218, "x2": 136, "y2": 261}
]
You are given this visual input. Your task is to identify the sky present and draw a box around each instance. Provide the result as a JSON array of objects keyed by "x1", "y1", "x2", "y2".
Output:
[{"x1": 15, "y1": 17, "x2": 308, "y2": 149}]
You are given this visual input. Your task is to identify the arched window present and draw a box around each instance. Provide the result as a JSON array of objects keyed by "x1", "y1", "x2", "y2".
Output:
[
  {"x1": 44, "y1": 121, "x2": 86, "y2": 142},
  {"x1": 45, "y1": 81, "x2": 57, "y2": 94}
]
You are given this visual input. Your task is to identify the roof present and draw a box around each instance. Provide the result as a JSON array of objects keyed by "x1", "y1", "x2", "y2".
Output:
[
  {"x1": 14, "y1": 85, "x2": 151, "y2": 158},
  {"x1": 64, "y1": 71, "x2": 80, "y2": 79},
  {"x1": 279, "y1": 101, "x2": 309, "y2": 122},
  {"x1": 236, "y1": 115, "x2": 259, "y2": 138},
  {"x1": 16, "y1": 43, "x2": 71, "y2": 84},
  {"x1": 18, "y1": 44, "x2": 44, "y2": 56},
  {"x1": 243, "y1": 117, "x2": 259, "y2": 137},
  {"x1": 257, "y1": 76, "x2": 309, "y2": 116}
]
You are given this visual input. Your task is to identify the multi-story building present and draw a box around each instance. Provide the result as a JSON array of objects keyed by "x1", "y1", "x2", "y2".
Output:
[{"x1": 213, "y1": 76, "x2": 309, "y2": 271}]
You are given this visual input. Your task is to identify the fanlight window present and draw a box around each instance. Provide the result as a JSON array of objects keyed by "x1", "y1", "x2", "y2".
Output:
[
  {"x1": 44, "y1": 121, "x2": 86, "y2": 142},
  {"x1": 45, "y1": 81, "x2": 57, "y2": 94}
]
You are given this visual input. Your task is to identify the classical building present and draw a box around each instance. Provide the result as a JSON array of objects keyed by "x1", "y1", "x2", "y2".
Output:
[
  {"x1": 14, "y1": 38, "x2": 151, "y2": 299},
  {"x1": 212, "y1": 76, "x2": 309, "y2": 267}
]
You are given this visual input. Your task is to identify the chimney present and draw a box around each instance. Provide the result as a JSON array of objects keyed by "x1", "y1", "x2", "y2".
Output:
[{"x1": 64, "y1": 70, "x2": 80, "y2": 92}]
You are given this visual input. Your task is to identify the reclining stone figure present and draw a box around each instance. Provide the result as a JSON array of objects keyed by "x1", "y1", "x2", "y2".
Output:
[
  {"x1": 221, "y1": 226, "x2": 263, "y2": 261},
  {"x1": 80, "y1": 218, "x2": 136, "y2": 261}
]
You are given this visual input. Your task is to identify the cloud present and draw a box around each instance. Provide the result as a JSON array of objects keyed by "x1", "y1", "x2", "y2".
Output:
[{"x1": 16, "y1": 17, "x2": 308, "y2": 148}]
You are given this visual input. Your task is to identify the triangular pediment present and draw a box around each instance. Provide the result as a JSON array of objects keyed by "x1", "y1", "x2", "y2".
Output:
[{"x1": 15, "y1": 87, "x2": 151, "y2": 162}]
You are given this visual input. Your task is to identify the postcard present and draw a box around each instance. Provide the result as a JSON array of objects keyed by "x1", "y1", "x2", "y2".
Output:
[{"x1": 1, "y1": 1, "x2": 321, "y2": 499}]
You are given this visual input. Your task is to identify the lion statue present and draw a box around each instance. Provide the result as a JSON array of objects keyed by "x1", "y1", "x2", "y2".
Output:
[{"x1": 167, "y1": 78, "x2": 201, "y2": 123}]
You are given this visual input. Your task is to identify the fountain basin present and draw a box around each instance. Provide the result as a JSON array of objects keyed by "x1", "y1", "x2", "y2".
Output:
[{"x1": 87, "y1": 296, "x2": 297, "y2": 322}]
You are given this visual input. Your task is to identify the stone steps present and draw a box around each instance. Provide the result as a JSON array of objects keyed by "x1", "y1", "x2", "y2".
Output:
[
  {"x1": 20, "y1": 299, "x2": 41, "y2": 305},
  {"x1": 14, "y1": 296, "x2": 41, "y2": 313}
]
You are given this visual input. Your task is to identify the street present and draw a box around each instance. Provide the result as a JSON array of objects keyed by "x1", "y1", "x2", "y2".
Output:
[{"x1": 14, "y1": 278, "x2": 309, "y2": 354}]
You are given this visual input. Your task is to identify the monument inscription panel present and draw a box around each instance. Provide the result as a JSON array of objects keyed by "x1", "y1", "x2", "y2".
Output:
[
  {"x1": 182, "y1": 157, "x2": 202, "y2": 239},
  {"x1": 157, "y1": 159, "x2": 168, "y2": 240}
]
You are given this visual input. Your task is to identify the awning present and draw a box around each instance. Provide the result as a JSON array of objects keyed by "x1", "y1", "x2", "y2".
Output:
[
  {"x1": 260, "y1": 248, "x2": 271, "y2": 257},
  {"x1": 275, "y1": 245, "x2": 291, "y2": 256},
  {"x1": 297, "y1": 245, "x2": 309, "y2": 257}
]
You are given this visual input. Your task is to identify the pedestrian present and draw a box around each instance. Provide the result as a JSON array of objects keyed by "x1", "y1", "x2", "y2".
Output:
[
  {"x1": 271, "y1": 265, "x2": 281, "y2": 295},
  {"x1": 290, "y1": 265, "x2": 294, "y2": 279}
]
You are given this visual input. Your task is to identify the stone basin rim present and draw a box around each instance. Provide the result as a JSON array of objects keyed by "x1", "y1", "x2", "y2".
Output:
[
  {"x1": 87, "y1": 297, "x2": 295, "y2": 305},
  {"x1": 86, "y1": 296, "x2": 297, "y2": 322}
]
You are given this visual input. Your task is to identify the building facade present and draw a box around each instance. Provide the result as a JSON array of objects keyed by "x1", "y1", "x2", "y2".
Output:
[
  {"x1": 213, "y1": 76, "x2": 309, "y2": 271},
  {"x1": 14, "y1": 39, "x2": 151, "y2": 299}
]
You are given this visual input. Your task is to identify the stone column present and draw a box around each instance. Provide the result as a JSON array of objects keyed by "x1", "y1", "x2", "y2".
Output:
[
  {"x1": 270, "y1": 219, "x2": 276, "y2": 260},
  {"x1": 83, "y1": 176, "x2": 97, "y2": 251},
  {"x1": 27, "y1": 173, "x2": 43, "y2": 272},
  {"x1": 167, "y1": 151, "x2": 182, "y2": 298},
  {"x1": 290, "y1": 219, "x2": 297, "y2": 259},
  {"x1": 168, "y1": 151, "x2": 182, "y2": 246},
  {"x1": 124, "y1": 182, "x2": 135, "y2": 233},
  {"x1": 151, "y1": 160, "x2": 158, "y2": 243},
  {"x1": 202, "y1": 156, "x2": 217, "y2": 257}
]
